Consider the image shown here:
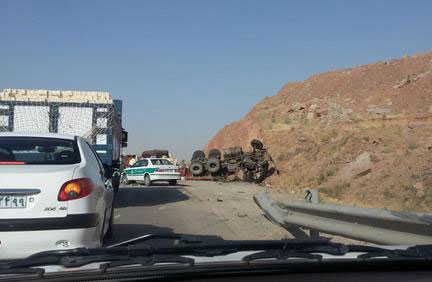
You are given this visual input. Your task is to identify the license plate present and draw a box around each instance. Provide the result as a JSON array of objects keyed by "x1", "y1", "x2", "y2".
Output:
[{"x1": 0, "y1": 195, "x2": 27, "y2": 209}]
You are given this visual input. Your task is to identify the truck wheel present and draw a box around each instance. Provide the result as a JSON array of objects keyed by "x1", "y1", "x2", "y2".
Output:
[
  {"x1": 120, "y1": 174, "x2": 129, "y2": 185},
  {"x1": 190, "y1": 161, "x2": 204, "y2": 176},
  {"x1": 206, "y1": 158, "x2": 221, "y2": 173},
  {"x1": 192, "y1": 150, "x2": 206, "y2": 161},
  {"x1": 251, "y1": 139, "x2": 264, "y2": 150},
  {"x1": 169, "y1": 180, "x2": 177, "y2": 186},
  {"x1": 208, "y1": 149, "x2": 221, "y2": 159},
  {"x1": 144, "y1": 174, "x2": 152, "y2": 186}
]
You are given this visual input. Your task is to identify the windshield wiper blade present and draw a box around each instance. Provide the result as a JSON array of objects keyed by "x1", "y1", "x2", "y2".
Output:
[
  {"x1": 0, "y1": 267, "x2": 45, "y2": 277},
  {"x1": 183, "y1": 239, "x2": 347, "y2": 257},
  {"x1": 1, "y1": 254, "x2": 194, "y2": 275},
  {"x1": 106, "y1": 233, "x2": 224, "y2": 248},
  {"x1": 243, "y1": 249, "x2": 323, "y2": 264},
  {"x1": 406, "y1": 244, "x2": 432, "y2": 259},
  {"x1": 352, "y1": 244, "x2": 432, "y2": 260},
  {"x1": 99, "y1": 255, "x2": 194, "y2": 272},
  {"x1": 57, "y1": 254, "x2": 194, "y2": 270},
  {"x1": 0, "y1": 248, "x2": 92, "y2": 270},
  {"x1": 242, "y1": 243, "x2": 350, "y2": 264}
]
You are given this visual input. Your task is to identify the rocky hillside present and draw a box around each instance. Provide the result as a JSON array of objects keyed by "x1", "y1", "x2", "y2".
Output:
[{"x1": 206, "y1": 51, "x2": 432, "y2": 212}]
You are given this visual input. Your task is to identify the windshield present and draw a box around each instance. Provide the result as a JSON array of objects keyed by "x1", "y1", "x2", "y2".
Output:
[
  {"x1": 0, "y1": 137, "x2": 80, "y2": 165},
  {"x1": 150, "y1": 159, "x2": 173, "y2": 165}
]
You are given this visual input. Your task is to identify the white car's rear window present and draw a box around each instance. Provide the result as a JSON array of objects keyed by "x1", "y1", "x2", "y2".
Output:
[
  {"x1": 150, "y1": 159, "x2": 173, "y2": 165},
  {"x1": 0, "y1": 137, "x2": 81, "y2": 165}
]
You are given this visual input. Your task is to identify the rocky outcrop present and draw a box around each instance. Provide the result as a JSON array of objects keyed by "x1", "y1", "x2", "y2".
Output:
[
  {"x1": 206, "y1": 50, "x2": 432, "y2": 212},
  {"x1": 338, "y1": 152, "x2": 373, "y2": 181}
]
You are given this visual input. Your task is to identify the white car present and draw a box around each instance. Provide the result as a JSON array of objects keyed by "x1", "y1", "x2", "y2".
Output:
[
  {"x1": 0, "y1": 132, "x2": 114, "y2": 259},
  {"x1": 121, "y1": 158, "x2": 181, "y2": 186}
]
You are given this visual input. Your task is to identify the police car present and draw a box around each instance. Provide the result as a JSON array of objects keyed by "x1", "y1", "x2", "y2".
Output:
[{"x1": 121, "y1": 158, "x2": 181, "y2": 186}]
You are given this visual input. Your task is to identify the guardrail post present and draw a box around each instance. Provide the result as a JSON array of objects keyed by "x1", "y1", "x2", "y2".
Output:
[{"x1": 305, "y1": 189, "x2": 320, "y2": 239}]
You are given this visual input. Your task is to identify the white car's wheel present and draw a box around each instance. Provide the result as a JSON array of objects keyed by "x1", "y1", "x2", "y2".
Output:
[
  {"x1": 120, "y1": 173, "x2": 129, "y2": 185},
  {"x1": 144, "y1": 174, "x2": 151, "y2": 186},
  {"x1": 100, "y1": 206, "x2": 114, "y2": 244},
  {"x1": 100, "y1": 209, "x2": 108, "y2": 245},
  {"x1": 104, "y1": 206, "x2": 114, "y2": 240}
]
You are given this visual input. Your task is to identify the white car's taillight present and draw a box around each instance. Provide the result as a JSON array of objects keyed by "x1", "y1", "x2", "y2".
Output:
[
  {"x1": 0, "y1": 161, "x2": 26, "y2": 165},
  {"x1": 58, "y1": 178, "x2": 94, "y2": 201}
]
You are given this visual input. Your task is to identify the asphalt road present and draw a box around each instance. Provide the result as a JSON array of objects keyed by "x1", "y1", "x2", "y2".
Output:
[{"x1": 104, "y1": 183, "x2": 239, "y2": 246}]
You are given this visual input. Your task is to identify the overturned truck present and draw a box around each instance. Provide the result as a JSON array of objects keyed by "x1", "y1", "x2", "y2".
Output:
[{"x1": 189, "y1": 139, "x2": 277, "y2": 183}]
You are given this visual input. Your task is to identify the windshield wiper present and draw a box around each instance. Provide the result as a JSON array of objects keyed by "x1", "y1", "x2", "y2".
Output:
[
  {"x1": 242, "y1": 243, "x2": 348, "y2": 263},
  {"x1": 352, "y1": 244, "x2": 432, "y2": 260},
  {"x1": 243, "y1": 244, "x2": 432, "y2": 264},
  {"x1": 55, "y1": 253, "x2": 194, "y2": 270},
  {"x1": 106, "y1": 232, "x2": 224, "y2": 248},
  {"x1": 0, "y1": 267, "x2": 45, "y2": 277},
  {"x1": 0, "y1": 237, "x2": 343, "y2": 271},
  {"x1": 2, "y1": 233, "x2": 431, "y2": 274},
  {"x1": 99, "y1": 255, "x2": 194, "y2": 272},
  {"x1": 243, "y1": 249, "x2": 323, "y2": 263}
]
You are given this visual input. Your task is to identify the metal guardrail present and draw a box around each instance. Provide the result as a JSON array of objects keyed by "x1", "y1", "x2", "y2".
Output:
[{"x1": 254, "y1": 191, "x2": 432, "y2": 245}]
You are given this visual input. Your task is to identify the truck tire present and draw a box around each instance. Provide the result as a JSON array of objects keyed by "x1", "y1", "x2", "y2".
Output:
[
  {"x1": 144, "y1": 174, "x2": 152, "y2": 186},
  {"x1": 190, "y1": 161, "x2": 204, "y2": 176},
  {"x1": 206, "y1": 158, "x2": 221, "y2": 173},
  {"x1": 192, "y1": 150, "x2": 206, "y2": 161},
  {"x1": 251, "y1": 139, "x2": 264, "y2": 150},
  {"x1": 208, "y1": 149, "x2": 221, "y2": 160}
]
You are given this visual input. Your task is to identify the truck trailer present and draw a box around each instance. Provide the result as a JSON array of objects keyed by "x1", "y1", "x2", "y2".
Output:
[{"x1": 0, "y1": 88, "x2": 128, "y2": 191}]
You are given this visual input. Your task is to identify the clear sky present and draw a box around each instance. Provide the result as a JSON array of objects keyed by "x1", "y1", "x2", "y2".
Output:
[{"x1": 1, "y1": 0, "x2": 431, "y2": 160}]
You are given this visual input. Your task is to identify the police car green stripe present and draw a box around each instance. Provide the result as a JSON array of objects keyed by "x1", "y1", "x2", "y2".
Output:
[{"x1": 124, "y1": 167, "x2": 158, "y2": 175}]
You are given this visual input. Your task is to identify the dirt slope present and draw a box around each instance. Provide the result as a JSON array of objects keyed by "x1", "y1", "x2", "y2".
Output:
[{"x1": 206, "y1": 51, "x2": 432, "y2": 212}]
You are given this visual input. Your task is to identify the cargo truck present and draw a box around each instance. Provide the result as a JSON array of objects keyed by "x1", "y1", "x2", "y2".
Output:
[{"x1": 0, "y1": 89, "x2": 128, "y2": 192}]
